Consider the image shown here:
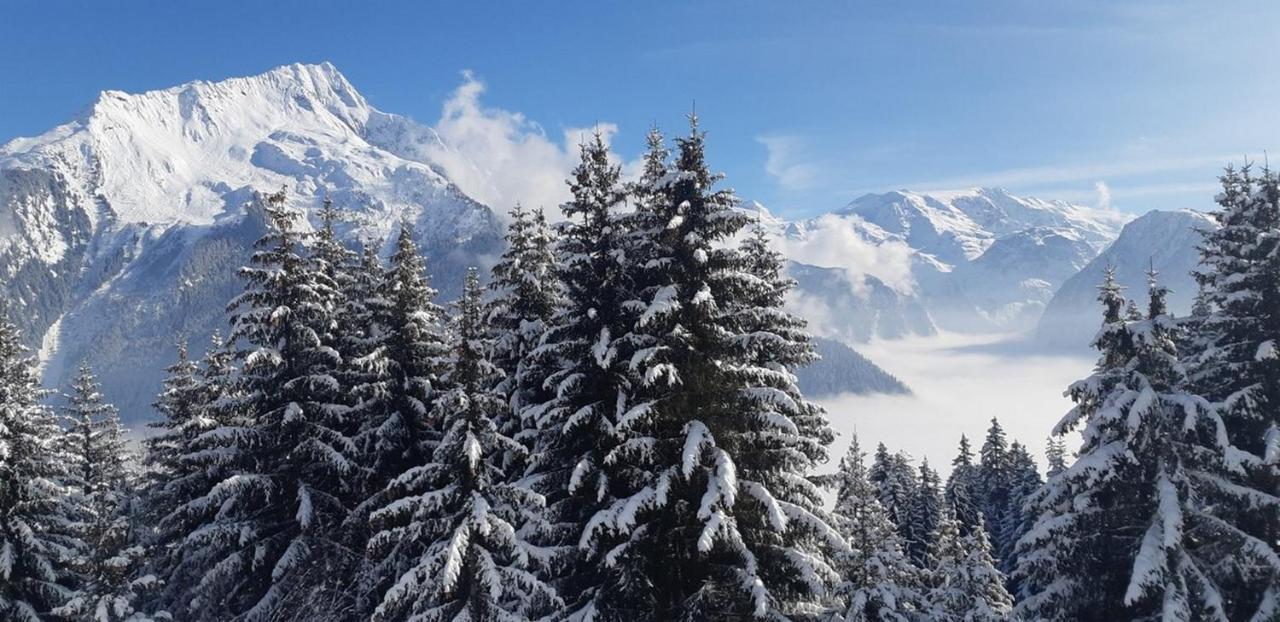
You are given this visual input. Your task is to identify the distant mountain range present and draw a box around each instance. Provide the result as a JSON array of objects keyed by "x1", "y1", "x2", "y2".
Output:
[
  {"x1": 0, "y1": 63, "x2": 928, "y2": 423},
  {"x1": 0, "y1": 63, "x2": 1220, "y2": 421},
  {"x1": 1035, "y1": 209, "x2": 1214, "y2": 349},
  {"x1": 752, "y1": 187, "x2": 1135, "y2": 343}
]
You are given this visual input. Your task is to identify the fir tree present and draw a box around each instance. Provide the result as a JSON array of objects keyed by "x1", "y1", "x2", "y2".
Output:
[
  {"x1": 57, "y1": 364, "x2": 161, "y2": 621},
  {"x1": 350, "y1": 223, "x2": 452, "y2": 613},
  {"x1": 149, "y1": 332, "x2": 238, "y2": 615},
  {"x1": 975, "y1": 418, "x2": 1010, "y2": 543},
  {"x1": 60, "y1": 364, "x2": 130, "y2": 499},
  {"x1": 585, "y1": 115, "x2": 841, "y2": 619},
  {"x1": 487, "y1": 204, "x2": 561, "y2": 464},
  {"x1": 996, "y1": 441, "x2": 1040, "y2": 589},
  {"x1": 143, "y1": 340, "x2": 201, "y2": 516},
  {"x1": 1188, "y1": 164, "x2": 1280, "y2": 615},
  {"x1": 311, "y1": 197, "x2": 363, "y2": 438},
  {"x1": 522, "y1": 132, "x2": 641, "y2": 619},
  {"x1": 1044, "y1": 437, "x2": 1068, "y2": 479},
  {"x1": 906, "y1": 459, "x2": 944, "y2": 566},
  {"x1": 828, "y1": 436, "x2": 928, "y2": 622},
  {"x1": 944, "y1": 435, "x2": 981, "y2": 535},
  {"x1": 368, "y1": 268, "x2": 558, "y2": 621},
  {"x1": 926, "y1": 511, "x2": 1012, "y2": 622},
  {"x1": 1015, "y1": 268, "x2": 1271, "y2": 620},
  {"x1": 728, "y1": 220, "x2": 842, "y2": 617},
  {"x1": 170, "y1": 188, "x2": 358, "y2": 620},
  {"x1": 0, "y1": 309, "x2": 77, "y2": 621},
  {"x1": 869, "y1": 445, "x2": 918, "y2": 548}
]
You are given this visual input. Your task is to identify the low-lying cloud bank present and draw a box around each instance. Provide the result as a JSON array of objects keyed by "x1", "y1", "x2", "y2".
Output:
[{"x1": 814, "y1": 332, "x2": 1093, "y2": 478}]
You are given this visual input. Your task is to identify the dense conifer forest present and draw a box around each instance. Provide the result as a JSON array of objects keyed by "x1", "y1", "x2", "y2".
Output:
[{"x1": 1, "y1": 119, "x2": 1277, "y2": 621}]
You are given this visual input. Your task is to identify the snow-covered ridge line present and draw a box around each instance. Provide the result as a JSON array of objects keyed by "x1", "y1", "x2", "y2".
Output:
[{"x1": 0, "y1": 62, "x2": 502, "y2": 423}]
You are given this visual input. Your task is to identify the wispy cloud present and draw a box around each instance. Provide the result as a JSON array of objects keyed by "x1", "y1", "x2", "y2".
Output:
[
  {"x1": 897, "y1": 154, "x2": 1232, "y2": 194},
  {"x1": 1094, "y1": 181, "x2": 1111, "y2": 210},
  {"x1": 757, "y1": 133, "x2": 822, "y2": 191}
]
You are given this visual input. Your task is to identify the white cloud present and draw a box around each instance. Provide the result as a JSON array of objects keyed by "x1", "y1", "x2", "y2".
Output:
[
  {"x1": 1094, "y1": 180, "x2": 1112, "y2": 210},
  {"x1": 757, "y1": 134, "x2": 820, "y2": 191},
  {"x1": 775, "y1": 214, "x2": 917, "y2": 295},
  {"x1": 424, "y1": 71, "x2": 615, "y2": 218}
]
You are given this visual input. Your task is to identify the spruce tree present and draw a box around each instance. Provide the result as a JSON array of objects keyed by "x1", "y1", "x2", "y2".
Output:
[
  {"x1": 828, "y1": 436, "x2": 928, "y2": 622},
  {"x1": 487, "y1": 204, "x2": 561, "y2": 463},
  {"x1": 170, "y1": 188, "x2": 358, "y2": 620},
  {"x1": 944, "y1": 435, "x2": 981, "y2": 535},
  {"x1": 926, "y1": 511, "x2": 1012, "y2": 622},
  {"x1": 0, "y1": 309, "x2": 77, "y2": 621},
  {"x1": 150, "y1": 332, "x2": 238, "y2": 615},
  {"x1": 57, "y1": 364, "x2": 161, "y2": 621},
  {"x1": 906, "y1": 459, "x2": 944, "y2": 566},
  {"x1": 60, "y1": 364, "x2": 130, "y2": 499},
  {"x1": 585, "y1": 116, "x2": 841, "y2": 619},
  {"x1": 368, "y1": 268, "x2": 557, "y2": 621},
  {"x1": 869, "y1": 445, "x2": 918, "y2": 548},
  {"x1": 144, "y1": 340, "x2": 201, "y2": 518},
  {"x1": 975, "y1": 418, "x2": 1010, "y2": 544},
  {"x1": 311, "y1": 197, "x2": 363, "y2": 439},
  {"x1": 1015, "y1": 268, "x2": 1269, "y2": 620},
  {"x1": 351, "y1": 223, "x2": 452, "y2": 613},
  {"x1": 1189, "y1": 164, "x2": 1280, "y2": 615},
  {"x1": 522, "y1": 132, "x2": 641, "y2": 619},
  {"x1": 728, "y1": 221, "x2": 841, "y2": 617},
  {"x1": 996, "y1": 441, "x2": 1040, "y2": 589},
  {"x1": 1044, "y1": 437, "x2": 1068, "y2": 479}
]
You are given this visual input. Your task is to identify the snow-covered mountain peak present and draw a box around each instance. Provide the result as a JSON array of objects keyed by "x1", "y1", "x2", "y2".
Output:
[
  {"x1": 0, "y1": 62, "x2": 466, "y2": 231},
  {"x1": 0, "y1": 63, "x2": 501, "y2": 423},
  {"x1": 836, "y1": 187, "x2": 1131, "y2": 264}
]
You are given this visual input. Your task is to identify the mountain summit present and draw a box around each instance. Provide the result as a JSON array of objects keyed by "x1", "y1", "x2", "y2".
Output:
[
  {"x1": 778, "y1": 187, "x2": 1132, "y2": 337},
  {"x1": 0, "y1": 63, "x2": 500, "y2": 422}
]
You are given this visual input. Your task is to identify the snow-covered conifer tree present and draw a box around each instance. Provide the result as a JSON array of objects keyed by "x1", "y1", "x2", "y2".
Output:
[
  {"x1": 906, "y1": 459, "x2": 943, "y2": 566},
  {"x1": 944, "y1": 435, "x2": 981, "y2": 535},
  {"x1": 521, "y1": 132, "x2": 641, "y2": 619},
  {"x1": 149, "y1": 332, "x2": 238, "y2": 614},
  {"x1": 350, "y1": 223, "x2": 452, "y2": 612},
  {"x1": 926, "y1": 511, "x2": 1012, "y2": 622},
  {"x1": 869, "y1": 444, "x2": 919, "y2": 548},
  {"x1": 995, "y1": 442, "x2": 1040, "y2": 582},
  {"x1": 0, "y1": 309, "x2": 77, "y2": 621},
  {"x1": 57, "y1": 364, "x2": 161, "y2": 621},
  {"x1": 1044, "y1": 437, "x2": 1068, "y2": 479},
  {"x1": 1188, "y1": 164, "x2": 1280, "y2": 615},
  {"x1": 368, "y1": 268, "x2": 558, "y2": 621},
  {"x1": 1015, "y1": 267, "x2": 1275, "y2": 620},
  {"x1": 311, "y1": 198, "x2": 362, "y2": 426},
  {"x1": 584, "y1": 116, "x2": 842, "y2": 619},
  {"x1": 143, "y1": 340, "x2": 201, "y2": 515},
  {"x1": 975, "y1": 418, "x2": 1010, "y2": 543},
  {"x1": 60, "y1": 365, "x2": 130, "y2": 499},
  {"x1": 169, "y1": 188, "x2": 358, "y2": 620},
  {"x1": 828, "y1": 436, "x2": 928, "y2": 622},
  {"x1": 487, "y1": 204, "x2": 560, "y2": 460}
]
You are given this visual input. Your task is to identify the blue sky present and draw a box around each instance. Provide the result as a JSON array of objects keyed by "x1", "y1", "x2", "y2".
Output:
[{"x1": 2, "y1": 1, "x2": 1277, "y2": 217}]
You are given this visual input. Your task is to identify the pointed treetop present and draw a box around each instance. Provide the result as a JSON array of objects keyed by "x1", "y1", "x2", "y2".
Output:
[
  {"x1": 1098, "y1": 265, "x2": 1127, "y2": 324},
  {"x1": 1146, "y1": 262, "x2": 1169, "y2": 319}
]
